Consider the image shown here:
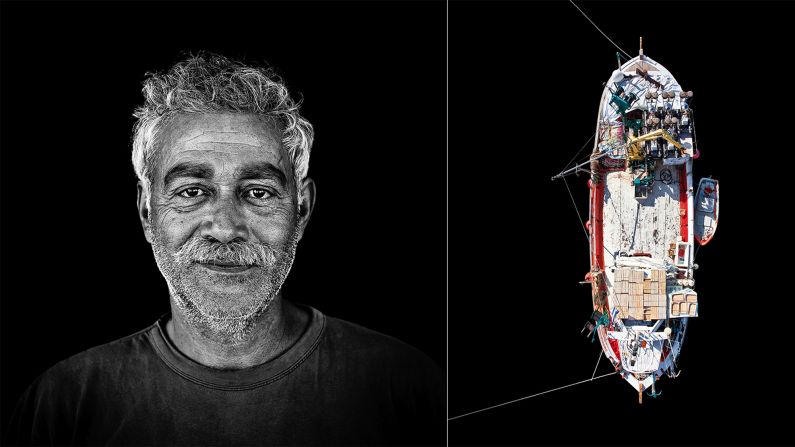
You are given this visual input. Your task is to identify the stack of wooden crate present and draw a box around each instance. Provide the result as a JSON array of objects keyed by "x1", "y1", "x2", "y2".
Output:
[
  {"x1": 613, "y1": 268, "x2": 667, "y2": 321},
  {"x1": 670, "y1": 290, "x2": 698, "y2": 317}
]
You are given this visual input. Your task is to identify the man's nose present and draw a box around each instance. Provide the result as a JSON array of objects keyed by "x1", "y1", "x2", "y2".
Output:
[{"x1": 200, "y1": 196, "x2": 250, "y2": 243}]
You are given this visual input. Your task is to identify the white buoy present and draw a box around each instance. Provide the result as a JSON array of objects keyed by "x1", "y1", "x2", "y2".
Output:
[{"x1": 664, "y1": 327, "x2": 672, "y2": 337}]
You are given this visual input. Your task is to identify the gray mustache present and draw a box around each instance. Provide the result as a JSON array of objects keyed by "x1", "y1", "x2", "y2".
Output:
[{"x1": 174, "y1": 237, "x2": 280, "y2": 267}]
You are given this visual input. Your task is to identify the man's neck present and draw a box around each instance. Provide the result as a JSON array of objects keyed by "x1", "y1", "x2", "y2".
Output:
[{"x1": 165, "y1": 297, "x2": 309, "y2": 370}]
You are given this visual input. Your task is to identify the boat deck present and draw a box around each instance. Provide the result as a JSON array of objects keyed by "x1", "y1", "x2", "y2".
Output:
[{"x1": 602, "y1": 163, "x2": 683, "y2": 267}]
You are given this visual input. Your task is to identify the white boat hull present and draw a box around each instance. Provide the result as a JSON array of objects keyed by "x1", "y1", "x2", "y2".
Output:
[{"x1": 586, "y1": 54, "x2": 712, "y2": 399}]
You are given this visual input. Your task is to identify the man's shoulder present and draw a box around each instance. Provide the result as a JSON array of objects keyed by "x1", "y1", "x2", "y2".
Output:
[
  {"x1": 35, "y1": 321, "x2": 159, "y2": 389},
  {"x1": 316, "y1": 311, "x2": 445, "y2": 431},
  {"x1": 320, "y1": 312, "x2": 441, "y2": 375}
]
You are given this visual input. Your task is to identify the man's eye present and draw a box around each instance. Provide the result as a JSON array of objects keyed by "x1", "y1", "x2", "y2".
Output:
[
  {"x1": 178, "y1": 188, "x2": 205, "y2": 198},
  {"x1": 245, "y1": 188, "x2": 273, "y2": 200}
]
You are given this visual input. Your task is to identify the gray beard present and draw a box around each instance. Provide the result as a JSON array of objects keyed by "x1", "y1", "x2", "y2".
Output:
[{"x1": 149, "y1": 226, "x2": 299, "y2": 344}]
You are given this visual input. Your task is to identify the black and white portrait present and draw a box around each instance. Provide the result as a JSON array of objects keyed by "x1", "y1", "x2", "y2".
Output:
[{"x1": 0, "y1": 1, "x2": 445, "y2": 445}]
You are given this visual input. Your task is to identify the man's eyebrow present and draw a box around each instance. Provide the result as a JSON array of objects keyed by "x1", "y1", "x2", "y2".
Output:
[
  {"x1": 163, "y1": 162, "x2": 215, "y2": 187},
  {"x1": 236, "y1": 162, "x2": 287, "y2": 186}
]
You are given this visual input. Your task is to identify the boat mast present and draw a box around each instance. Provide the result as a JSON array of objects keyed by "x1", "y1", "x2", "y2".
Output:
[
  {"x1": 639, "y1": 36, "x2": 643, "y2": 59},
  {"x1": 551, "y1": 152, "x2": 610, "y2": 180}
]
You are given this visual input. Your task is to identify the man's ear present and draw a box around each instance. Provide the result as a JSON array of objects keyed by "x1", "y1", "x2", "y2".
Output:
[
  {"x1": 295, "y1": 177, "x2": 316, "y2": 241},
  {"x1": 137, "y1": 181, "x2": 153, "y2": 244}
]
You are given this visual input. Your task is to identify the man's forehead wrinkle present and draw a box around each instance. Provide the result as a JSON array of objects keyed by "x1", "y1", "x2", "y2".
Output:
[
  {"x1": 153, "y1": 113, "x2": 291, "y2": 188},
  {"x1": 181, "y1": 131, "x2": 240, "y2": 144},
  {"x1": 168, "y1": 147, "x2": 286, "y2": 168},
  {"x1": 180, "y1": 131, "x2": 277, "y2": 148},
  {"x1": 194, "y1": 141, "x2": 268, "y2": 150}
]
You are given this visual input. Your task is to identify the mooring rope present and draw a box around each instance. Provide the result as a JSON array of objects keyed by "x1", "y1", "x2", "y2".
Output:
[{"x1": 448, "y1": 371, "x2": 617, "y2": 421}]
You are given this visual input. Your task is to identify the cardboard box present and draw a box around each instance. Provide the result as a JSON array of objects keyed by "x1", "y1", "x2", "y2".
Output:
[
  {"x1": 688, "y1": 303, "x2": 697, "y2": 316},
  {"x1": 672, "y1": 293, "x2": 685, "y2": 303},
  {"x1": 671, "y1": 303, "x2": 681, "y2": 315},
  {"x1": 686, "y1": 293, "x2": 698, "y2": 303}
]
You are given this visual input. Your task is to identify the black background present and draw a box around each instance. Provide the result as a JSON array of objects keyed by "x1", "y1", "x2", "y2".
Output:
[
  {"x1": 0, "y1": 0, "x2": 446, "y2": 437},
  {"x1": 4, "y1": 0, "x2": 795, "y2": 446},
  {"x1": 449, "y1": 1, "x2": 793, "y2": 446}
]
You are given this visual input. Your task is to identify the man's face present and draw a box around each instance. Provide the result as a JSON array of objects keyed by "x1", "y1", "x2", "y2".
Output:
[{"x1": 141, "y1": 113, "x2": 302, "y2": 342}]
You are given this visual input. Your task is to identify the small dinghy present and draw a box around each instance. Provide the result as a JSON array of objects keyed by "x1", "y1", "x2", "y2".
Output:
[{"x1": 695, "y1": 178, "x2": 719, "y2": 245}]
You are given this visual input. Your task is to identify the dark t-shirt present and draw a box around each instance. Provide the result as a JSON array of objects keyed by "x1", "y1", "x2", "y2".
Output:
[{"x1": 6, "y1": 306, "x2": 445, "y2": 446}]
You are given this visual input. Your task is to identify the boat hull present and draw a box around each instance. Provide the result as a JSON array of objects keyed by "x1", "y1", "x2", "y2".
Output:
[{"x1": 587, "y1": 55, "x2": 700, "y2": 396}]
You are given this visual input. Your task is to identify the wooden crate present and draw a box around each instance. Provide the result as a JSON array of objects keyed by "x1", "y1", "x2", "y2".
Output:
[
  {"x1": 621, "y1": 294, "x2": 630, "y2": 309},
  {"x1": 671, "y1": 302, "x2": 681, "y2": 315}
]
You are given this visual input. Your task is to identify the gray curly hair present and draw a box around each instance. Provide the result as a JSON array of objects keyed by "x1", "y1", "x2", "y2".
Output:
[{"x1": 131, "y1": 52, "x2": 314, "y2": 202}]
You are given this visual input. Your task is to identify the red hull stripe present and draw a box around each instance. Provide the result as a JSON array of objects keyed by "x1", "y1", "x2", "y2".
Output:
[
  {"x1": 679, "y1": 164, "x2": 688, "y2": 242},
  {"x1": 594, "y1": 181, "x2": 605, "y2": 271}
]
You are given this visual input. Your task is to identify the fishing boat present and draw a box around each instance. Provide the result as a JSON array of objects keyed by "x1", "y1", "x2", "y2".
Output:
[{"x1": 557, "y1": 41, "x2": 719, "y2": 402}]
